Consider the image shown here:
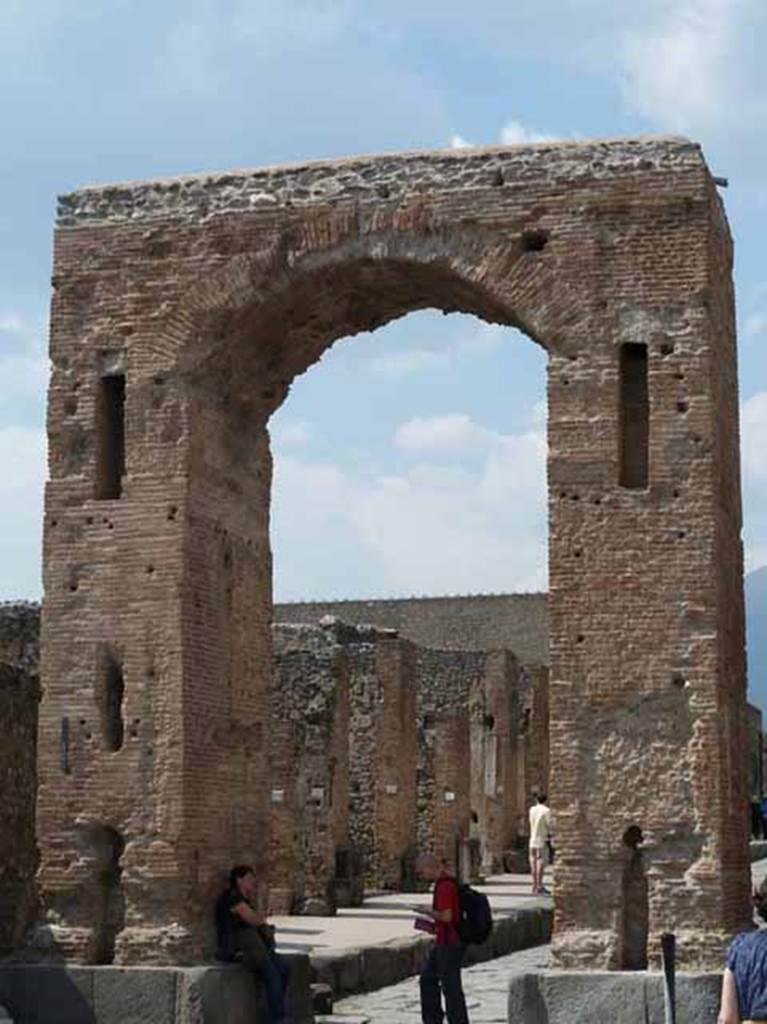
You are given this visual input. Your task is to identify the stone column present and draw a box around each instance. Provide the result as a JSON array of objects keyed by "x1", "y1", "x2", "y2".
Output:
[{"x1": 549, "y1": 184, "x2": 750, "y2": 969}]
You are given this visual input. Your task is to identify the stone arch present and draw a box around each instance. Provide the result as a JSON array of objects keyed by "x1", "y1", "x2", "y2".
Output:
[
  {"x1": 160, "y1": 219, "x2": 589, "y2": 403},
  {"x1": 38, "y1": 138, "x2": 750, "y2": 967}
]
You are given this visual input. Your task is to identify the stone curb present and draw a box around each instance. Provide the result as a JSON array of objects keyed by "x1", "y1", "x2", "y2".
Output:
[{"x1": 311, "y1": 905, "x2": 552, "y2": 999}]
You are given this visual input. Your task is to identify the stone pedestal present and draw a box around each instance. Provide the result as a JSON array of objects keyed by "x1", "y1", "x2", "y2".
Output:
[{"x1": 507, "y1": 970, "x2": 720, "y2": 1024}]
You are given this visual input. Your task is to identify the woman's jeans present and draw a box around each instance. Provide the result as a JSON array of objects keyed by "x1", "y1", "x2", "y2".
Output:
[{"x1": 235, "y1": 929, "x2": 291, "y2": 1023}]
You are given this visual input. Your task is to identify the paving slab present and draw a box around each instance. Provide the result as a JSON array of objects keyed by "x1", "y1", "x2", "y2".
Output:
[{"x1": 331, "y1": 944, "x2": 550, "y2": 1023}]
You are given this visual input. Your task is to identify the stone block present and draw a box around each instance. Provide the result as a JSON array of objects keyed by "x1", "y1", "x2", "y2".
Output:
[
  {"x1": 178, "y1": 965, "x2": 262, "y2": 1024},
  {"x1": 0, "y1": 965, "x2": 95, "y2": 1024},
  {"x1": 93, "y1": 967, "x2": 176, "y2": 1024},
  {"x1": 311, "y1": 982, "x2": 333, "y2": 1014},
  {"x1": 361, "y1": 943, "x2": 409, "y2": 991},
  {"x1": 507, "y1": 970, "x2": 722, "y2": 1024}
]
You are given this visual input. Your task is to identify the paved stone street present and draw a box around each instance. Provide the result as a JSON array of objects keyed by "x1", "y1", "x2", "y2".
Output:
[
  {"x1": 318, "y1": 859, "x2": 767, "y2": 1023},
  {"x1": 324, "y1": 944, "x2": 550, "y2": 1024},
  {"x1": 275, "y1": 872, "x2": 552, "y2": 957}
]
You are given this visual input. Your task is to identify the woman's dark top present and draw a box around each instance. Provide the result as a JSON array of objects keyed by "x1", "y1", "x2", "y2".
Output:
[{"x1": 727, "y1": 929, "x2": 767, "y2": 1019}]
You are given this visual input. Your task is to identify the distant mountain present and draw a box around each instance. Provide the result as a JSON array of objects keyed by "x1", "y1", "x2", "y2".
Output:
[{"x1": 747, "y1": 567, "x2": 767, "y2": 713}]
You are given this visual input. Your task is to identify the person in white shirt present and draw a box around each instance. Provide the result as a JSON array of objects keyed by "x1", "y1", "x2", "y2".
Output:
[{"x1": 528, "y1": 794, "x2": 552, "y2": 895}]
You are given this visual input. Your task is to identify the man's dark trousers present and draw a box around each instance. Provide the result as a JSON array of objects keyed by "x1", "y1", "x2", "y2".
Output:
[
  {"x1": 420, "y1": 941, "x2": 469, "y2": 1024},
  {"x1": 235, "y1": 929, "x2": 291, "y2": 1023}
]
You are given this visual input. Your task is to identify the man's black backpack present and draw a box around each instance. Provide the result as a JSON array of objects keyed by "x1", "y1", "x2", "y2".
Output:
[{"x1": 456, "y1": 883, "x2": 493, "y2": 945}]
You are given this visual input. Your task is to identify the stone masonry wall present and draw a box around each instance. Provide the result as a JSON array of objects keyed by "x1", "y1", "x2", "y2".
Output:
[
  {"x1": 469, "y1": 649, "x2": 527, "y2": 872},
  {"x1": 525, "y1": 664, "x2": 551, "y2": 804},
  {"x1": 415, "y1": 649, "x2": 478, "y2": 870},
  {"x1": 270, "y1": 623, "x2": 350, "y2": 915},
  {"x1": 276, "y1": 594, "x2": 548, "y2": 668},
  {"x1": 43, "y1": 136, "x2": 748, "y2": 967},
  {"x1": 337, "y1": 625, "x2": 418, "y2": 891},
  {"x1": 0, "y1": 604, "x2": 41, "y2": 955}
]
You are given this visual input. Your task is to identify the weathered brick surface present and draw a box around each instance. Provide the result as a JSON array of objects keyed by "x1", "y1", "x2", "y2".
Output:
[
  {"x1": 40, "y1": 136, "x2": 748, "y2": 967},
  {"x1": 0, "y1": 604, "x2": 41, "y2": 955}
]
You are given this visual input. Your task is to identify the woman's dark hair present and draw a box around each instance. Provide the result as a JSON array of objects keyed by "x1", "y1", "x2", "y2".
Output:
[
  {"x1": 229, "y1": 864, "x2": 254, "y2": 887},
  {"x1": 754, "y1": 881, "x2": 767, "y2": 922}
]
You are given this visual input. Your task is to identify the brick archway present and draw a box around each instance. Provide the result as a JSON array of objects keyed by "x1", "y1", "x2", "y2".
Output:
[{"x1": 39, "y1": 137, "x2": 748, "y2": 967}]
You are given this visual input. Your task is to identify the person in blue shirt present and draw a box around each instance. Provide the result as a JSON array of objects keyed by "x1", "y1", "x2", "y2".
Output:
[{"x1": 718, "y1": 882, "x2": 767, "y2": 1024}]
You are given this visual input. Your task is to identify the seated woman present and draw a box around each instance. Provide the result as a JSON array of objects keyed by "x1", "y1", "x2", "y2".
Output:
[
  {"x1": 214, "y1": 865, "x2": 291, "y2": 1024},
  {"x1": 718, "y1": 882, "x2": 767, "y2": 1024}
]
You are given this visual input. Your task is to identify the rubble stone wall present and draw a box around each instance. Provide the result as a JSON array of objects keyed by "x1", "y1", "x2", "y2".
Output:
[
  {"x1": 340, "y1": 626, "x2": 418, "y2": 891},
  {"x1": 415, "y1": 649, "x2": 479, "y2": 869},
  {"x1": 270, "y1": 623, "x2": 350, "y2": 915},
  {"x1": 468, "y1": 649, "x2": 528, "y2": 872},
  {"x1": 0, "y1": 604, "x2": 41, "y2": 954}
]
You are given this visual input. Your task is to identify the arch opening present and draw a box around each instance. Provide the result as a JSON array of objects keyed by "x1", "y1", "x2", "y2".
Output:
[{"x1": 265, "y1": 292, "x2": 548, "y2": 898}]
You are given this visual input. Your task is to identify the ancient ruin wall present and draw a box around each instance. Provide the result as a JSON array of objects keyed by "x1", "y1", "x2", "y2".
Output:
[
  {"x1": 524, "y1": 664, "x2": 550, "y2": 804},
  {"x1": 42, "y1": 136, "x2": 748, "y2": 966},
  {"x1": 276, "y1": 594, "x2": 548, "y2": 667},
  {"x1": 270, "y1": 623, "x2": 350, "y2": 915},
  {"x1": 468, "y1": 649, "x2": 529, "y2": 872},
  {"x1": 338, "y1": 626, "x2": 418, "y2": 890},
  {"x1": 416, "y1": 649, "x2": 479, "y2": 869},
  {"x1": 0, "y1": 605, "x2": 41, "y2": 955}
]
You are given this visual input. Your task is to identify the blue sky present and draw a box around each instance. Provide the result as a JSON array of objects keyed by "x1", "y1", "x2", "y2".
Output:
[{"x1": 2, "y1": 0, "x2": 767, "y2": 609}]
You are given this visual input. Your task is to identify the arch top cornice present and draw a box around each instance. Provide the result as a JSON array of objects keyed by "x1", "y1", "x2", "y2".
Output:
[{"x1": 56, "y1": 136, "x2": 707, "y2": 228}]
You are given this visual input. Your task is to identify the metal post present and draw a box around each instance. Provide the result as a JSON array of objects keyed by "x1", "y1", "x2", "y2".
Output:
[{"x1": 661, "y1": 932, "x2": 677, "y2": 1024}]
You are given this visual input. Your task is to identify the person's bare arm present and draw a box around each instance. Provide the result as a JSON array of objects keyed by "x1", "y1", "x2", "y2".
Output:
[
  {"x1": 717, "y1": 968, "x2": 740, "y2": 1024},
  {"x1": 415, "y1": 907, "x2": 452, "y2": 922},
  {"x1": 231, "y1": 900, "x2": 266, "y2": 928}
]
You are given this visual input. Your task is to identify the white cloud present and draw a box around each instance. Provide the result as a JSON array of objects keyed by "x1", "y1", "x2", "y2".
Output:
[
  {"x1": 450, "y1": 134, "x2": 472, "y2": 149},
  {"x1": 500, "y1": 120, "x2": 559, "y2": 145},
  {"x1": 369, "y1": 348, "x2": 450, "y2": 376},
  {"x1": 0, "y1": 426, "x2": 46, "y2": 600},
  {"x1": 620, "y1": 0, "x2": 742, "y2": 134},
  {"x1": 231, "y1": 0, "x2": 351, "y2": 55},
  {"x1": 271, "y1": 419, "x2": 312, "y2": 449},
  {"x1": 271, "y1": 410, "x2": 547, "y2": 599},
  {"x1": 744, "y1": 312, "x2": 767, "y2": 338},
  {"x1": 394, "y1": 414, "x2": 498, "y2": 454},
  {"x1": 0, "y1": 310, "x2": 48, "y2": 598},
  {"x1": 743, "y1": 391, "x2": 767, "y2": 480},
  {"x1": 0, "y1": 312, "x2": 48, "y2": 408},
  {"x1": 0, "y1": 313, "x2": 25, "y2": 333},
  {"x1": 455, "y1": 323, "x2": 506, "y2": 357},
  {"x1": 365, "y1": 322, "x2": 509, "y2": 379},
  {"x1": 449, "y1": 118, "x2": 563, "y2": 153},
  {"x1": 742, "y1": 390, "x2": 767, "y2": 576}
]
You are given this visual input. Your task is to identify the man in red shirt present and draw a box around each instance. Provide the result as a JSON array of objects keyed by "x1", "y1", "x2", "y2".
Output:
[{"x1": 414, "y1": 853, "x2": 469, "y2": 1024}]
